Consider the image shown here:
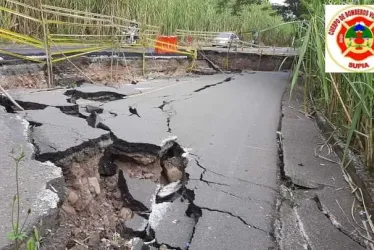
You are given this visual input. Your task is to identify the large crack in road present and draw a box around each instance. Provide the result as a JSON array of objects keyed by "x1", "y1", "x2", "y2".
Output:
[
  {"x1": 275, "y1": 87, "x2": 370, "y2": 250},
  {"x1": 0, "y1": 72, "x2": 291, "y2": 249}
]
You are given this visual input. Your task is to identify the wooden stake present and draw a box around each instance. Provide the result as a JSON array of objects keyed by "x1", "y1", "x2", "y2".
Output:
[{"x1": 39, "y1": 0, "x2": 53, "y2": 87}]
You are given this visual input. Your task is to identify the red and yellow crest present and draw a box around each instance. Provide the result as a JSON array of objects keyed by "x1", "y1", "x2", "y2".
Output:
[
  {"x1": 326, "y1": 5, "x2": 374, "y2": 72},
  {"x1": 337, "y1": 16, "x2": 374, "y2": 61}
]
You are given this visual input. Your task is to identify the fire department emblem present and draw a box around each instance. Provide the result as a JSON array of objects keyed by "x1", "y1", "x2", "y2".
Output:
[{"x1": 326, "y1": 5, "x2": 374, "y2": 72}]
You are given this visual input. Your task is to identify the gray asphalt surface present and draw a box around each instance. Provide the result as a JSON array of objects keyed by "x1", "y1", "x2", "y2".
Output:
[
  {"x1": 0, "y1": 108, "x2": 63, "y2": 249},
  {"x1": 99, "y1": 72, "x2": 288, "y2": 249},
  {"x1": 2, "y1": 72, "x2": 288, "y2": 249}
]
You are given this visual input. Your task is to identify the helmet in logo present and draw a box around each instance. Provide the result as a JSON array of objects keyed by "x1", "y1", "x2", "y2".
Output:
[{"x1": 337, "y1": 16, "x2": 374, "y2": 61}]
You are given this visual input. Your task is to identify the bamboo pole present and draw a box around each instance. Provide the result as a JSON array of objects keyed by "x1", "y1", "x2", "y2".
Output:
[
  {"x1": 39, "y1": 0, "x2": 53, "y2": 87},
  {"x1": 142, "y1": 49, "x2": 146, "y2": 76},
  {"x1": 0, "y1": 85, "x2": 24, "y2": 111}
]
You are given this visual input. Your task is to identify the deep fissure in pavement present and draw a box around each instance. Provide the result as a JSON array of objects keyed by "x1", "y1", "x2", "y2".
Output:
[
  {"x1": 157, "y1": 99, "x2": 176, "y2": 134},
  {"x1": 193, "y1": 76, "x2": 233, "y2": 93},
  {"x1": 201, "y1": 206, "x2": 271, "y2": 235},
  {"x1": 276, "y1": 111, "x2": 317, "y2": 191},
  {"x1": 183, "y1": 191, "x2": 202, "y2": 249},
  {"x1": 157, "y1": 100, "x2": 171, "y2": 111},
  {"x1": 274, "y1": 94, "x2": 368, "y2": 250},
  {"x1": 194, "y1": 159, "x2": 229, "y2": 187},
  {"x1": 0, "y1": 95, "x2": 79, "y2": 115},
  {"x1": 166, "y1": 117, "x2": 172, "y2": 133},
  {"x1": 273, "y1": 100, "x2": 310, "y2": 250},
  {"x1": 276, "y1": 112, "x2": 289, "y2": 186},
  {"x1": 312, "y1": 195, "x2": 366, "y2": 247},
  {"x1": 186, "y1": 156, "x2": 274, "y2": 243},
  {"x1": 64, "y1": 89, "x2": 126, "y2": 102}
]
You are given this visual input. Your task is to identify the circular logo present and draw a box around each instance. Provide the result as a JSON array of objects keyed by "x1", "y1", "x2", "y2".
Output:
[{"x1": 326, "y1": 5, "x2": 374, "y2": 72}]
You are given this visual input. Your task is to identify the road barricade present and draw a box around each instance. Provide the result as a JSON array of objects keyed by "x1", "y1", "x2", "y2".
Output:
[{"x1": 155, "y1": 36, "x2": 178, "y2": 54}]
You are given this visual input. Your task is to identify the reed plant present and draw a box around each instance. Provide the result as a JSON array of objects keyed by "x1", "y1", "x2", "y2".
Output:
[
  {"x1": 290, "y1": 0, "x2": 374, "y2": 168},
  {"x1": 0, "y1": 0, "x2": 296, "y2": 46}
]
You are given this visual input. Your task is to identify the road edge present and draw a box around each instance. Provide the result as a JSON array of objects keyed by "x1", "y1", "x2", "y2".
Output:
[{"x1": 314, "y1": 111, "x2": 374, "y2": 216}]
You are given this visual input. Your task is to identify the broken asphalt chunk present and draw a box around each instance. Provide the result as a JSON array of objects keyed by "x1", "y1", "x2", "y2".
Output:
[
  {"x1": 0, "y1": 111, "x2": 64, "y2": 249},
  {"x1": 0, "y1": 88, "x2": 78, "y2": 114},
  {"x1": 64, "y1": 83, "x2": 140, "y2": 102},
  {"x1": 162, "y1": 157, "x2": 188, "y2": 183},
  {"x1": 86, "y1": 111, "x2": 114, "y2": 130},
  {"x1": 99, "y1": 139, "x2": 162, "y2": 178},
  {"x1": 118, "y1": 170, "x2": 152, "y2": 214},
  {"x1": 86, "y1": 104, "x2": 104, "y2": 113},
  {"x1": 149, "y1": 197, "x2": 196, "y2": 250},
  {"x1": 123, "y1": 213, "x2": 148, "y2": 236},
  {"x1": 295, "y1": 199, "x2": 365, "y2": 250},
  {"x1": 18, "y1": 107, "x2": 111, "y2": 161}
]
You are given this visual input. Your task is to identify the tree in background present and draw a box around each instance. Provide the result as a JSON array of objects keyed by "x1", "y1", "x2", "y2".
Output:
[
  {"x1": 216, "y1": 0, "x2": 262, "y2": 14},
  {"x1": 272, "y1": 0, "x2": 312, "y2": 21},
  {"x1": 216, "y1": 0, "x2": 312, "y2": 21}
]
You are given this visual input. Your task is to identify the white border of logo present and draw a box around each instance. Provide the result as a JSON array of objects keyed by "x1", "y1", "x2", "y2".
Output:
[{"x1": 325, "y1": 5, "x2": 374, "y2": 73}]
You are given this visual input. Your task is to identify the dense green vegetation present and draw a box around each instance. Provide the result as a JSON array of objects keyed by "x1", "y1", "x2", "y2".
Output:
[
  {"x1": 291, "y1": 0, "x2": 374, "y2": 168},
  {"x1": 0, "y1": 0, "x2": 296, "y2": 46}
]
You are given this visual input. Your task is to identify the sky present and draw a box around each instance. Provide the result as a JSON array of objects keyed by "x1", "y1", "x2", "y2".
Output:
[{"x1": 269, "y1": 0, "x2": 286, "y2": 5}]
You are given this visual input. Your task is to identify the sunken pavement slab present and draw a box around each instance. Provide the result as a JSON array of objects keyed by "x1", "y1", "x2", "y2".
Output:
[
  {"x1": 18, "y1": 107, "x2": 111, "y2": 162},
  {"x1": 1, "y1": 88, "x2": 77, "y2": 114},
  {"x1": 0, "y1": 110, "x2": 64, "y2": 249},
  {"x1": 149, "y1": 197, "x2": 196, "y2": 249},
  {"x1": 279, "y1": 85, "x2": 369, "y2": 250}
]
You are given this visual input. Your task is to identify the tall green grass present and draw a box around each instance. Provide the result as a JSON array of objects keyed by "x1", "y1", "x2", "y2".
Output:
[
  {"x1": 291, "y1": 0, "x2": 374, "y2": 168},
  {"x1": 0, "y1": 0, "x2": 296, "y2": 46}
]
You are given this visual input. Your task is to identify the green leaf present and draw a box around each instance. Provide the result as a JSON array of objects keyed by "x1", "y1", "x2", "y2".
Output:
[
  {"x1": 16, "y1": 232, "x2": 28, "y2": 241},
  {"x1": 7, "y1": 231, "x2": 17, "y2": 241},
  {"x1": 290, "y1": 19, "x2": 311, "y2": 97},
  {"x1": 8, "y1": 229, "x2": 28, "y2": 241},
  {"x1": 27, "y1": 238, "x2": 35, "y2": 250},
  {"x1": 33, "y1": 227, "x2": 40, "y2": 242},
  {"x1": 343, "y1": 101, "x2": 363, "y2": 165}
]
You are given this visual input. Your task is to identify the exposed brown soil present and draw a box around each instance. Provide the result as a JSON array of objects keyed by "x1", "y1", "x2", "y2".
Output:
[
  {"x1": 198, "y1": 50, "x2": 294, "y2": 72},
  {"x1": 0, "y1": 58, "x2": 211, "y2": 90},
  {"x1": 36, "y1": 138, "x2": 187, "y2": 250},
  {"x1": 0, "y1": 51, "x2": 295, "y2": 90}
]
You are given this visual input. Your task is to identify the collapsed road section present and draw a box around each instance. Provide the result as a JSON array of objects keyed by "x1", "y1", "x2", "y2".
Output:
[
  {"x1": 0, "y1": 75, "x2": 235, "y2": 250},
  {"x1": 0, "y1": 72, "x2": 291, "y2": 250},
  {"x1": 0, "y1": 97, "x2": 198, "y2": 249}
]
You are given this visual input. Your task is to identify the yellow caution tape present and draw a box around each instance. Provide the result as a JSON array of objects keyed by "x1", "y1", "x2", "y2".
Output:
[
  {"x1": 0, "y1": 28, "x2": 44, "y2": 47},
  {"x1": 51, "y1": 46, "x2": 109, "y2": 63},
  {"x1": 0, "y1": 49, "x2": 44, "y2": 63},
  {"x1": 51, "y1": 46, "x2": 109, "y2": 56}
]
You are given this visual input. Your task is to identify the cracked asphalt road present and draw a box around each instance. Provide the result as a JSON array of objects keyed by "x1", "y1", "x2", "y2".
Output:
[
  {"x1": 0, "y1": 72, "x2": 289, "y2": 249},
  {"x1": 99, "y1": 72, "x2": 288, "y2": 249}
]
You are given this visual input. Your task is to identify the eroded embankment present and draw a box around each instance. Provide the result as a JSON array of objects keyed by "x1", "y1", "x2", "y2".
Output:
[
  {"x1": 0, "y1": 51, "x2": 294, "y2": 90},
  {"x1": 0, "y1": 57, "x2": 215, "y2": 90}
]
